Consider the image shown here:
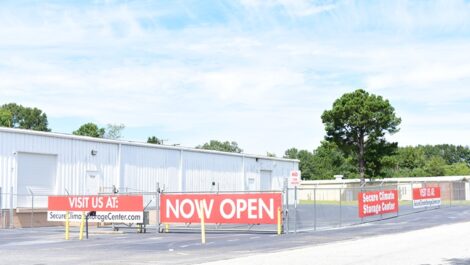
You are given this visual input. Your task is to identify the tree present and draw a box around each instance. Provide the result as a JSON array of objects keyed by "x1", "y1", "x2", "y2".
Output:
[
  {"x1": 444, "y1": 162, "x2": 470, "y2": 176},
  {"x1": 0, "y1": 103, "x2": 50, "y2": 131},
  {"x1": 73, "y1": 123, "x2": 105, "y2": 138},
  {"x1": 266, "y1": 152, "x2": 276, "y2": 157},
  {"x1": 147, "y1": 136, "x2": 162, "y2": 144},
  {"x1": 321, "y1": 89, "x2": 401, "y2": 182},
  {"x1": 285, "y1": 149, "x2": 315, "y2": 180},
  {"x1": 311, "y1": 141, "x2": 357, "y2": 179},
  {"x1": 364, "y1": 139, "x2": 398, "y2": 178},
  {"x1": 105, "y1": 123, "x2": 125, "y2": 140},
  {"x1": 424, "y1": 156, "x2": 446, "y2": 176},
  {"x1": 419, "y1": 144, "x2": 470, "y2": 165},
  {"x1": 397, "y1": 146, "x2": 426, "y2": 170},
  {"x1": 196, "y1": 140, "x2": 243, "y2": 153},
  {"x1": 284, "y1": 148, "x2": 299, "y2": 160},
  {"x1": 0, "y1": 109, "x2": 12, "y2": 127}
]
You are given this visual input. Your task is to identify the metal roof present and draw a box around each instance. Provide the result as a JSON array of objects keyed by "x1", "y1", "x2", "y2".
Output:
[{"x1": 0, "y1": 127, "x2": 299, "y2": 163}]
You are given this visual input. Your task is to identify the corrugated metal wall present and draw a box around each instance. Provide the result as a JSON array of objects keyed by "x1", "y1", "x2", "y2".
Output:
[
  {"x1": 0, "y1": 130, "x2": 119, "y2": 208},
  {"x1": 120, "y1": 145, "x2": 180, "y2": 192},
  {"x1": 183, "y1": 151, "x2": 244, "y2": 192},
  {"x1": 0, "y1": 129, "x2": 299, "y2": 208}
]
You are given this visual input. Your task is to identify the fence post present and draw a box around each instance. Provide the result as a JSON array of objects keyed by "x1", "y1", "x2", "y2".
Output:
[
  {"x1": 424, "y1": 181, "x2": 428, "y2": 211},
  {"x1": 9, "y1": 186, "x2": 13, "y2": 229},
  {"x1": 282, "y1": 178, "x2": 287, "y2": 234},
  {"x1": 30, "y1": 189, "x2": 34, "y2": 229},
  {"x1": 0, "y1": 187, "x2": 2, "y2": 228},
  {"x1": 339, "y1": 188, "x2": 342, "y2": 227},
  {"x1": 79, "y1": 211, "x2": 85, "y2": 240},
  {"x1": 0, "y1": 187, "x2": 3, "y2": 229},
  {"x1": 380, "y1": 183, "x2": 383, "y2": 220},
  {"x1": 65, "y1": 211, "x2": 70, "y2": 240},
  {"x1": 199, "y1": 200, "x2": 206, "y2": 244},
  {"x1": 286, "y1": 187, "x2": 290, "y2": 233},
  {"x1": 156, "y1": 182, "x2": 160, "y2": 234},
  {"x1": 396, "y1": 183, "x2": 400, "y2": 217},
  {"x1": 283, "y1": 178, "x2": 289, "y2": 233},
  {"x1": 411, "y1": 182, "x2": 414, "y2": 212},
  {"x1": 294, "y1": 185, "x2": 297, "y2": 234},
  {"x1": 449, "y1": 182, "x2": 452, "y2": 207},
  {"x1": 313, "y1": 185, "x2": 317, "y2": 231}
]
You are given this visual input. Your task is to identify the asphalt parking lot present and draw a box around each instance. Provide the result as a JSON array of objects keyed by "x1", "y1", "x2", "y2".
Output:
[{"x1": 1, "y1": 205, "x2": 470, "y2": 265}]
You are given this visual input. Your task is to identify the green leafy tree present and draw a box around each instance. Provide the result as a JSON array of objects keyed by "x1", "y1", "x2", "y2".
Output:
[
  {"x1": 196, "y1": 140, "x2": 243, "y2": 153},
  {"x1": 1, "y1": 103, "x2": 50, "y2": 131},
  {"x1": 382, "y1": 145, "x2": 470, "y2": 177},
  {"x1": 284, "y1": 144, "x2": 353, "y2": 180},
  {"x1": 420, "y1": 144, "x2": 470, "y2": 165},
  {"x1": 105, "y1": 123, "x2": 125, "y2": 140},
  {"x1": 424, "y1": 156, "x2": 446, "y2": 176},
  {"x1": 321, "y1": 89, "x2": 401, "y2": 182},
  {"x1": 0, "y1": 109, "x2": 12, "y2": 127},
  {"x1": 296, "y1": 150, "x2": 316, "y2": 180},
  {"x1": 73, "y1": 123, "x2": 105, "y2": 138},
  {"x1": 311, "y1": 141, "x2": 356, "y2": 179},
  {"x1": 364, "y1": 140, "x2": 398, "y2": 178},
  {"x1": 284, "y1": 148, "x2": 299, "y2": 160},
  {"x1": 397, "y1": 146, "x2": 426, "y2": 170},
  {"x1": 147, "y1": 136, "x2": 163, "y2": 144},
  {"x1": 266, "y1": 152, "x2": 276, "y2": 157},
  {"x1": 444, "y1": 162, "x2": 470, "y2": 176}
]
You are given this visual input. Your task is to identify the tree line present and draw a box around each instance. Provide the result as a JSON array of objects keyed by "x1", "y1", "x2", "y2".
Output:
[
  {"x1": 2, "y1": 89, "x2": 469, "y2": 181},
  {"x1": 283, "y1": 143, "x2": 470, "y2": 180}
]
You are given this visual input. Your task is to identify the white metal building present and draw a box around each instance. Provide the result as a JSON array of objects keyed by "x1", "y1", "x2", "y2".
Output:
[{"x1": 0, "y1": 127, "x2": 299, "y2": 208}]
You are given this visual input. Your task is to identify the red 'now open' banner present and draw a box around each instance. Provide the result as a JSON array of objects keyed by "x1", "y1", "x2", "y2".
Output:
[
  {"x1": 160, "y1": 193, "x2": 282, "y2": 224},
  {"x1": 358, "y1": 190, "x2": 398, "y2": 218}
]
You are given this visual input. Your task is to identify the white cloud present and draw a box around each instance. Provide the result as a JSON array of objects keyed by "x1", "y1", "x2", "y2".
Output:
[{"x1": 0, "y1": 1, "x2": 469, "y2": 154}]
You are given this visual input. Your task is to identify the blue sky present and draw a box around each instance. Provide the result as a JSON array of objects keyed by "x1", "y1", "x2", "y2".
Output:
[{"x1": 1, "y1": 0, "x2": 470, "y2": 156}]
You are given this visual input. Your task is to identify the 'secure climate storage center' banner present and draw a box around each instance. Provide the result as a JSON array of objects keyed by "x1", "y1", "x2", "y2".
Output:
[
  {"x1": 48, "y1": 195, "x2": 144, "y2": 223},
  {"x1": 358, "y1": 190, "x2": 399, "y2": 218},
  {"x1": 160, "y1": 193, "x2": 282, "y2": 224}
]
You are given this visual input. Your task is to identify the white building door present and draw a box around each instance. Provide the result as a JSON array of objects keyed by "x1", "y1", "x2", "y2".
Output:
[
  {"x1": 260, "y1": 170, "x2": 272, "y2": 191},
  {"x1": 85, "y1": 170, "x2": 101, "y2": 195},
  {"x1": 17, "y1": 152, "x2": 57, "y2": 208}
]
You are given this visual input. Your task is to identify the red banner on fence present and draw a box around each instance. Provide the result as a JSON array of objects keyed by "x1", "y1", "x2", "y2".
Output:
[
  {"x1": 358, "y1": 190, "x2": 398, "y2": 218},
  {"x1": 48, "y1": 195, "x2": 143, "y2": 211},
  {"x1": 412, "y1": 187, "x2": 441, "y2": 208},
  {"x1": 160, "y1": 193, "x2": 282, "y2": 224},
  {"x1": 47, "y1": 195, "x2": 144, "y2": 223}
]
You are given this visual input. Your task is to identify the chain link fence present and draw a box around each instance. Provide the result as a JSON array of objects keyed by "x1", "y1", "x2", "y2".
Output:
[
  {"x1": 286, "y1": 180, "x2": 469, "y2": 233},
  {"x1": 1, "y1": 180, "x2": 469, "y2": 233}
]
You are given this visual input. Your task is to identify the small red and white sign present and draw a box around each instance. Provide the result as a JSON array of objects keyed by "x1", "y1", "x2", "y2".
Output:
[
  {"x1": 47, "y1": 195, "x2": 144, "y2": 223},
  {"x1": 358, "y1": 190, "x2": 398, "y2": 218},
  {"x1": 412, "y1": 187, "x2": 441, "y2": 208},
  {"x1": 160, "y1": 193, "x2": 282, "y2": 224},
  {"x1": 290, "y1": 170, "x2": 301, "y2": 187}
]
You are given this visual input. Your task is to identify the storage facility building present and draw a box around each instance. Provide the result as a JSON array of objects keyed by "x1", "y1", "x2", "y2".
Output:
[{"x1": 0, "y1": 127, "x2": 299, "y2": 209}]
